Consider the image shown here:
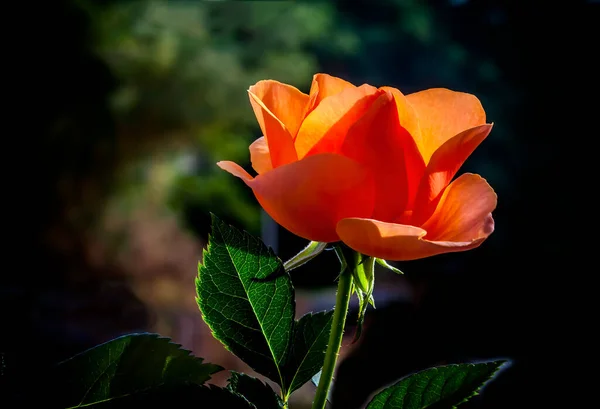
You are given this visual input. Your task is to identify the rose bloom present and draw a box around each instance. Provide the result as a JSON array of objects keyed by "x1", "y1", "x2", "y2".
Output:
[{"x1": 218, "y1": 74, "x2": 496, "y2": 261}]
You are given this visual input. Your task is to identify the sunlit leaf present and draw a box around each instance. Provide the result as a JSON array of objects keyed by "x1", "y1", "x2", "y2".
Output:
[
  {"x1": 196, "y1": 214, "x2": 295, "y2": 388},
  {"x1": 283, "y1": 311, "x2": 333, "y2": 395}
]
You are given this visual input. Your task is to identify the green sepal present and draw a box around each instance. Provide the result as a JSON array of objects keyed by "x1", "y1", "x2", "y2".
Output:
[
  {"x1": 352, "y1": 255, "x2": 375, "y2": 343},
  {"x1": 283, "y1": 241, "x2": 328, "y2": 272},
  {"x1": 376, "y1": 258, "x2": 404, "y2": 275}
]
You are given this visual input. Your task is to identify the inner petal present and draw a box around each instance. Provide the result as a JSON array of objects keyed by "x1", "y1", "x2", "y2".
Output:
[
  {"x1": 340, "y1": 91, "x2": 426, "y2": 222},
  {"x1": 294, "y1": 84, "x2": 381, "y2": 159},
  {"x1": 249, "y1": 80, "x2": 309, "y2": 138}
]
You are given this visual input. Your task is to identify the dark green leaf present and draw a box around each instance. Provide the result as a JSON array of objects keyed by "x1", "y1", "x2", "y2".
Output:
[
  {"x1": 283, "y1": 311, "x2": 333, "y2": 396},
  {"x1": 73, "y1": 384, "x2": 256, "y2": 409},
  {"x1": 228, "y1": 372, "x2": 283, "y2": 409},
  {"x1": 196, "y1": 214, "x2": 295, "y2": 387},
  {"x1": 48, "y1": 333, "x2": 222, "y2": 408},
  {"x1": 366, "y1": 361, "x2": 507, "y2": 409}
]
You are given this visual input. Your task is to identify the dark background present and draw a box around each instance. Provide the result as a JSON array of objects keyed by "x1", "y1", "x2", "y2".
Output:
[{"x1": 3, "y1": 0, "x2": 595, "y2": 407}]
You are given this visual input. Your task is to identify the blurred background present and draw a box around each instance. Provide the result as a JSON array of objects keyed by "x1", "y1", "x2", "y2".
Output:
[{"x1": 2, "y1": 0, "x2": 595, "y2": 408}]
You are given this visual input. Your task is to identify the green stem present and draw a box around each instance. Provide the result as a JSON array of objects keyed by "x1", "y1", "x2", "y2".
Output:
[{"x1": 311, "y1": 252, "x2": 355, "y2": 409}]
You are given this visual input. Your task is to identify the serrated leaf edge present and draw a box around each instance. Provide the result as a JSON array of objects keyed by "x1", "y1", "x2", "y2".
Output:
[
  {"x1": 443, "y1": 360, "x2": 508, "y2": 409},
  {"x1": 286, "y1": 310, "x2": 334, "y2": 395},
  {"x1": 227, "y1": 371, "x2": 284, "y2": 409},
  {"x1": 56, "y1": 333, "x2": 219, "y2": 370},
  {"x1": 195, "y1": 214, "x2": 295, "y2": 391},
  {"x1": 370, "y1": 360, "x2": 508, "y2": 409}
]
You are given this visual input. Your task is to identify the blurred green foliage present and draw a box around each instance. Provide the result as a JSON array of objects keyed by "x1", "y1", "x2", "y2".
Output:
[
  {"x1": 80, "y1": 0, "x2": 343, "y2": 232},
  {"x1": 78, "y1": 0, "x2": 511, "y2": 235}
]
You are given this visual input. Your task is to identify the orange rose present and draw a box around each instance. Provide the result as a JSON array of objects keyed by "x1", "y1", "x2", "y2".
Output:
[{"x1": 218, "y1": 74, "x2": 496, "y2": 261}]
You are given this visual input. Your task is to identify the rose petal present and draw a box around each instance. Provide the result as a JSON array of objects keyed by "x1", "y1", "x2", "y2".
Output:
[
  {"x1": 420, "y1": 173, "x2": 496, "y2": 242},
  {"x1": 249, "y1": 80, "x2": 310, "y2": 137},
  {"x1": 380, "y1": 86, "x2": 422, "y2": 145},
  {"x1": 294, "y1": 84, "x2": 382, "y2": 158},
  {"x1": 217, "y1": 160, "x2": 253, "y2": 182},
  {"x1": 337, "y1": 218, "x2": 483, "y2": 261},
  {"x1": 411, "y1": 124, "x2": 493, "y2": 225},
  {"x1": 248, "y1": 90, "x2": 298, "y2": 169},
  {"x1": 336, "y1": 174, "x2": 496, "y2": 261},
  {"x1": 249, "y1": 136, "x2": 273, "y2": 175},
  {"x1": 340, "y1": 92, "x2": 425, "y2": 222},
  {"x1": 406, "y1": 88, "x2": 486, "y2": 163},
  {"x1": 304, "y1": 73, "x2": 356, "y2": 116},
  {"x1": 221, "y1": 154, "x2": 375, "y2": 243}
]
